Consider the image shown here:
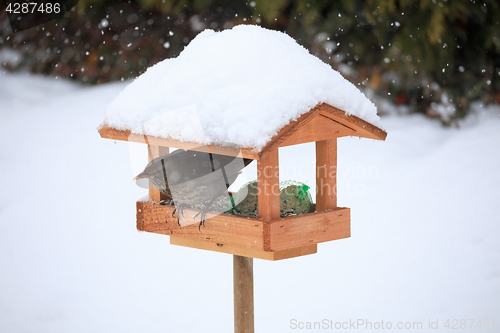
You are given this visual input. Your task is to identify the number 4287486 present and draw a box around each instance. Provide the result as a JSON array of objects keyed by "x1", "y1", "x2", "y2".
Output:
[{"x1": 6, "y1": 2, "x2": 61, "y2": 14}]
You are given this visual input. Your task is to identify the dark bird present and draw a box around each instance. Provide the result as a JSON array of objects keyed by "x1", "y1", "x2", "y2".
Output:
[{"x1": 134, "y1": 149, "x2": 253, "y2": 229}]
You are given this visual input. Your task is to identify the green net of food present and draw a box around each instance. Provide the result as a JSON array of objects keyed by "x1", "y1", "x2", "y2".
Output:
[
  {"x1": 229, "y1": 180, "x2": 314, "y2": 218},
  {"x1": 230, "y1": 180, "x2": 259, "y2": 218},
  {"x1": 279, "y1": 180, "x2": 314, "y2": 217}
]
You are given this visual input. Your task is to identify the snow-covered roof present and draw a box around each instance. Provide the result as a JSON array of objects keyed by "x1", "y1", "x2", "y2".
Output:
[{"x1": 103, "y1": 25, "x2": 381, "y2": 150}]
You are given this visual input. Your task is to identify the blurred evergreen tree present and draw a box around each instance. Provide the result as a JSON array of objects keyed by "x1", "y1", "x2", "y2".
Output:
[
  {"x1": 0, "y1": 0, "x2": 498, "y2": 122},
  {"x1": 250, "y1": 0, "x2": 500, "y2": 121}
]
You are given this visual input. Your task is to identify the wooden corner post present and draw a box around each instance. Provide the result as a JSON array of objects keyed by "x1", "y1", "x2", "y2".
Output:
[
  {"x1": 257, "y1": 148, "x2": 280, "y2": 222},
  {"x1": 316, "y1": 139, "x2": 337, "y2": 211},
  {"x1": 148, "y1": 145, "x2": 169, "y2": 202}
]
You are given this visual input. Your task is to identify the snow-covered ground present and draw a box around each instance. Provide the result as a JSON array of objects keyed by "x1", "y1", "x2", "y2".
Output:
[{"x1": 1, "y1": 73, "x2": 499, "y2": 332}]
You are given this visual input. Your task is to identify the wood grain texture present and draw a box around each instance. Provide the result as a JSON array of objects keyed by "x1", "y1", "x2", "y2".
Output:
[
  {"x1": 268, "y1": 208, "x2": 350, "y2": 251},
  {"x1": 148, "y1": 145, "x2": 169, "y2": 202},
  {"x1": 316, "y1": 139, "x2": 337, "y2": 211},
  {"x1": 258, "y1": 103, "x2": 387, "y2": 157},
  {"x1": 257, "y1": 148, "x2": 280, "y2": 251},
  {"x1": 278, "y1": 113, "x2": 355, "y2": 148},
  {"x1": 137, "y1": 201, "x2": 265, "y2": 250},
  {"x1": 170, "y1": 237, "x2": 317, "y2": 261},
  {"x1": 257, "y1": 148, "x2": 280, "y2": 221},
  {"x1": 98, "y1": 103, "x2": 386, "y2": 161},
  {"x1": 98, "y1": 124, "x2": 260, "y2": 159},
  {"x1": 257, "y1": 108, "x2": 320, "y2": 157},
  {"x1": 137, "y1": 201, "x2": 350, "y2": 253},
  {"x1": 317, "y1": 103, "x2": 387, "y2": 141},
  {"x1": 234, "y1": 255, "x2": 254, "y2": 333}
]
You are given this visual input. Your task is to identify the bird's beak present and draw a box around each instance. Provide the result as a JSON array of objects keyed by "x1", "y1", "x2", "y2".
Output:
[{"x1": 133, "y1": 172, "x2": 148, "y2": 180}]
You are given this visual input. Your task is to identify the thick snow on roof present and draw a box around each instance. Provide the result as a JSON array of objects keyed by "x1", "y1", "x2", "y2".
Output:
[{"x1": 104, "y1": 25, "x2": 380, "y2": 149}]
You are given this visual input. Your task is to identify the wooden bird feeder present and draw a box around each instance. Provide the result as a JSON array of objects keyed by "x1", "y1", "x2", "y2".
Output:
[
  {"x1": 98, "y1": 102, "x2": 387, "y2": 260},
  {"x1": 99, "y1": 102, "x2": 386, "y2": 333}
]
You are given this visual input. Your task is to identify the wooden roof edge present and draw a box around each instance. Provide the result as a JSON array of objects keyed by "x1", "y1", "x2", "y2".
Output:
[
  {"x1": 258, "y1": 107, "x2": 321, "y2": 158},
  {"x1": 98, "y1": 123, "x2": 261, "y2": 160},
  {"x1": 99, "y1": 102, "x2": 386, "y2": 160},
  {"x1": 98, "y1": 123, "x2": 130, "y2": 141},
  {"x1": 258, "y1": 103, "x2": 387, "y2": 158},
  {"x1": 317, "y1": 103, "x2": 387, "y2": 141}
]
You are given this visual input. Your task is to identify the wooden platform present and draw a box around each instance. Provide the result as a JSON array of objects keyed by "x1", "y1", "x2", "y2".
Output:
[
  {"x1": 170, "y1": 237, "x2": 318, "y2": 261},
  {"x1": 137, "y1": 200, "x2": 350, "y2": 260}
]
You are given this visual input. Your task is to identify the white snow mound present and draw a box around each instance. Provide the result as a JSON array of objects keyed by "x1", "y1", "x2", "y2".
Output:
[{"x1": 104, "y1": 24, "x2": 380, "y2": 149}]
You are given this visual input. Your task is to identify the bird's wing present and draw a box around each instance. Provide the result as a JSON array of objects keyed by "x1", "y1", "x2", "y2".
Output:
[{"x1": 163, "y1": 150, "x2": 251, "y2": 187}]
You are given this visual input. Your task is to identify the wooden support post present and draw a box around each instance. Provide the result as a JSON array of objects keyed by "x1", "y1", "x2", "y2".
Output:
[
  {"x1": 257, "y1": 148, "x2": 280, "y2": 221},
  {"x1": 233, "y1": 148, "x2": 279, "y2": 332},
  {"x1": 234, "y1": 255, "x2": 254, "y2": 333},
  {"x1": 148, "y1": 145, "x2": 169, "y2": 202},
  {"x1": 316, "y1": 139, "x2": 337, "y2": 211}
]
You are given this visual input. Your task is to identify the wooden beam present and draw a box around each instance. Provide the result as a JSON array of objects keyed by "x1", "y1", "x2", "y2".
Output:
[
  {"x1": 98, "y1": 124, "x2": 260, "y2": 160},
  {"x1": 257, "y1": 148, "x2": 280, "y2": 221},
  {"x1": 148, "y1": 145, "x2": 169, "y2": 202},
  {"x1": 137, "y1": 201, "x2": 349, "y2": 252},
  {"x1": 278, "y1": 114, "x2": 355, "y2": 148},
  {"x1": 234, "y1": 256, "x2": 254, "y2": 333},
  {"x1": 257, "y1": 149, "x2": 280, "y2": 251},
  {"x1": 137, "y1": 201, "x2": 265, "y2": 251},
  {"x1": 268, "y1": 208, "x2": 350, "y2": 251},
  {"x1": 317, "y1": 103, "x2": 387, "y2": 141},
  {"x1": 99, "y1": 103, "x2": 385, "y2": 161},
  {"x1": 170, "y1": 237, "x2": 317, "y2": 261},
  {"x1": 258, "y1": 103, "x2": 387, "y2": 156},
  {"x1": 258, "y1": 108, "x2": 320, "y2": 157},
  {"x1": 316, "y1": 139, "x2": 337, "y2": 211}
]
